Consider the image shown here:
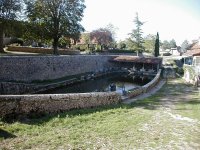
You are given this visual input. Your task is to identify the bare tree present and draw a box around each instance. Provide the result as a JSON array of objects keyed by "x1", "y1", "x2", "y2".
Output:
[{"x1": 90, "y1": 28, "x2": 113, "y2": 50}]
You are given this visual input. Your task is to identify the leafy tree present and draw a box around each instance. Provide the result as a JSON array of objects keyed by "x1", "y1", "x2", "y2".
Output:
[
  {"x1": 129, "y1": 12, "x2": 145, "y2": 54},
  {"x1": 118, "y1": 41, "x2": 126, "y2": 50},
  {"x1": 169, "y1": 39, "x2": 177, "y2": 48},
  {"x1": 143, "y1": 34, "x2": 156, "y2": 53},
  {"x1": 25, "y1": 0, "x2": 85, "y2": 55},
  {"x1": 162, "y1": 40, "x2": 170, "y2": 50},
  {"x1": 180, "y1": 40, "x2": 189, "y2": 53},
  {"x1": 105, "y1": 24, "x2": 118, "y2": 49},
  {"x1": 80, "y1": 32, "x2": 90, "y2": 45},
  {"x1": 58, "y1": 36, "x2": 71, "y2": 48},
  {"x1": 154, "y1": 32, "x2": 159, "y2": 57},
  {"x1": 105, "y1": 23, "x2": 118, "y2": 41},
  {"x1": 90, "y1": 28, "x2": 113, "y2": 50},
  {"x1": 124, "y1": 38, "x2": 137, "y2": 51},
  {"x1": 0, "y1": 0, "x2": 22, "y2": 52}
]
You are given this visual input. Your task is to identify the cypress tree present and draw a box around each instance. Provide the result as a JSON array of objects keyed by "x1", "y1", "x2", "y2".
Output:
[{"x1": 154, "y1": 32, "x2": 159, "y2": 57}]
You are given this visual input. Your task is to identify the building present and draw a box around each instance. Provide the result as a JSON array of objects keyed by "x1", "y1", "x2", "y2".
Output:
[{"x1": 183, "y1": 40, "x2": 200, "y2": 86}]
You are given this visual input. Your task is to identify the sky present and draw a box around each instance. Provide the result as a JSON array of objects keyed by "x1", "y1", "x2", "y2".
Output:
[{"x1": 81, "y1": 0, "x2": 200, "y2": 45}]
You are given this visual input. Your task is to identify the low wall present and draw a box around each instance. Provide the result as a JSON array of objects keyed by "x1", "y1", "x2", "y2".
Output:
[
  {"x1": 0, "y1": 82, "x2": 39, "y2": 95},
  {"x1": 7, "y1": 46, "x2": 80, "y2": 55},
  {"x1": 127, "y1": 87, "x2": 143, "y2": 98},
  {"x1": 127, "y1": 69, "x2": 161, "y2": 98},
  {"x1": 143, "y1": 69, "x2": 161, "y2": 92},
  {"x1": 0, "y1": 55, "x2": 117, "y2": 82},
  {"x1": 0, "y1": 92, "x2": 121, "y2": 118},
  {"x1": 183, "y1": 65, "x2": 199, "y2": 86}
]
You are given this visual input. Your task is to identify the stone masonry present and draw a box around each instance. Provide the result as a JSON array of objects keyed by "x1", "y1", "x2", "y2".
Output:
[
  {"x1": 0, "y1": 92, "x2": 121, "y2": 118},
  {"x1": 0, "y1": 55, "x2": 117, "y2": 82}
]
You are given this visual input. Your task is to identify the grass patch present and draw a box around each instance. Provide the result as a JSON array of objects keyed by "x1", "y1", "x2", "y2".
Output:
[
  {"x1": 0, "y1": 104, "x2": 154, "y2": 149},
  {"x1": 1, "y1": 78, "x2": 200, "y2": 149}
]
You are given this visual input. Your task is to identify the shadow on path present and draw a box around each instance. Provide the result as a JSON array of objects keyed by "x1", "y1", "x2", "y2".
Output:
[{"x1": 0, "y1": 129, "x2": 16, "y2": 139}]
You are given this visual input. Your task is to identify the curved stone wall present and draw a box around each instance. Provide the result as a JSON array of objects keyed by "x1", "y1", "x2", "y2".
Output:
[
  {"x1": 127, "y1": 69, "x2": 161, "y2": 98},
  {"x1": 0, "y1": 92, "x2": 121, "y2": 118},
  {"x1": 0, "y1": 55, "x2": 117, "y2": 82}
]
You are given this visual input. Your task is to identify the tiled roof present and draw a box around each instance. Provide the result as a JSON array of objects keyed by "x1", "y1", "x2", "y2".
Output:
[
  {"x1": 112, "y1": 56, "x2": 162, "y2": 64},
  {"x1": 184, "y1": 41, "x2": 200, "y2": 56}
]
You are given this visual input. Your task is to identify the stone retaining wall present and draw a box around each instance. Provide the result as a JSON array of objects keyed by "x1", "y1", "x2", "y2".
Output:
[
  {"x1": 0, "y1": 82, "x2": 39, "y2": 95},
  {"x1": 0, "y1": 55, "x2": 117, "y2": 82},
  {"x1": 127, "y1": 87, "x2": 143, "y2": 98},
  {"x1": 0, "y1": 92, "x2": 121, "y2": 118},
  {"x1": 127, "y1": 69, "x2": 161, "y2": 98},
  {"x1": 143, "y1": 69, "x2": 161, "y2": 92}
]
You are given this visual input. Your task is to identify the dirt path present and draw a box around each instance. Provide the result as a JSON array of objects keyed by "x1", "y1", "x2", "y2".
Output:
[{"x1": 135, "y1": 79, "x2": 200, "y2": 149}]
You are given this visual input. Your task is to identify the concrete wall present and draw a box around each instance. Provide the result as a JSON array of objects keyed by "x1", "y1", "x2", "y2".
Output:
[
  {"x1": 0, "y1": 92, "x2": 121, "y2": 118},
  {"x1": 0, "y1": 55, "x2": 117, "y2": 82}
]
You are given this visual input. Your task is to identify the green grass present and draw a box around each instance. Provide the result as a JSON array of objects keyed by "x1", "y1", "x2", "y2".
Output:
[
  {"x1": 1, "y1": 78, "x2": 200, "y2": 149},
  {"x1": 0, "y1": 105, "x2": 154, "y2": 149}
]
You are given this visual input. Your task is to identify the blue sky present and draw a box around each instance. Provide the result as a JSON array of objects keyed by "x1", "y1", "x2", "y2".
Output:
[{"x1": 81, "y1": 0, "x2": 200, "y2": 45}]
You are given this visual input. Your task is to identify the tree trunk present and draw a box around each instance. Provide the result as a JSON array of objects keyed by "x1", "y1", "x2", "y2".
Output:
[
  {"x1": 53, "y1": 37, "x2": 59, "y2": 55},
  {"x1": 0, "y1": 25, "x2": 5, "y2": 53}
]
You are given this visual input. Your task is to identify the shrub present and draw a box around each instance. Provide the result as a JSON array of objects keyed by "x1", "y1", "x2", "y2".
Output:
[
  {"x1": 175, "y1": 67, "x2": 184, "y2": 75},
  {"x1": 108, "y1": 49, "x2": 135, "y2": 53},
  {"x1": 7, "y1": 46, "x2": 80, "y2": 55},
  {"x1": 73, "y1": 44, "x2": 88, "y2": 51}
]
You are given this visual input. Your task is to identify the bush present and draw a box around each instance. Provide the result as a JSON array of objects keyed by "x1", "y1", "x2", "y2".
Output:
[
  {"x1": 7, "y1": 46, "x2": 80, "y2": 55},
  {"x1": 73, "y1": 44, "x2": 88, "y2": 51},
  {"x1": 108, "y1": 49, "x2": 135, "y2": 53},
  {"x1": 175, "y1": 67, "x2": 184, "y2": 75}
]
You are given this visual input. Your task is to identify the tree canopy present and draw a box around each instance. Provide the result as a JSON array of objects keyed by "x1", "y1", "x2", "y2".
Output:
[
  {"x1": 129, "y1": 13, "x2": 145, "y2": 54},
  {"x1": 90, "y1": 28, "x2": 113, "y2": 50},
  {"x1": 169, "y1": 39, "x2": 177, "y2": 49},
  {"x1": 180, "y1": 40, "x2": 189, "y2": 54},
  {"x1": 0, "y1": 0, "x2": 22, "y2": 52},
  {"x1": 143, "y1": 34, "x2": 156, "y2": 53},
  {"x1": 25, "y1": 0, "x2": 85, "y2": 54}
]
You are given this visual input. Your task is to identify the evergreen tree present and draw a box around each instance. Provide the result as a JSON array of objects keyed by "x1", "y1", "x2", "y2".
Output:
[
  {"x1": 130, "y1": 12, "x2": 144, "y2": 55},
  {"x1": 154, "y1": 32, "x2": 159, "y2": 57}
]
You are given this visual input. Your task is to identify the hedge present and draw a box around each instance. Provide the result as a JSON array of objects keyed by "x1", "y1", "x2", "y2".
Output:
[{"x1": 7, "y1": 46, "x2": 80, "y2": 55}]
